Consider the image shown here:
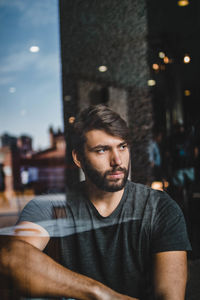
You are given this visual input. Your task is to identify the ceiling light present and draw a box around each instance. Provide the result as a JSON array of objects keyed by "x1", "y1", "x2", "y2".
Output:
[
  {"x1": 29, "y1": 46, "x2": 40, "y2": 53},
  {"x1": 98, "y1": 65, "x2": 107, "y2": 72},
  {"x1": 158, "y1": 52, "x2": 165, "y2": 59},
  {"x1": 183, "y1": 55, "x2": 190, "y2": 64},
  {"x1": 163, "y1": 56, "x2": 169, "y2": 64},
  {"x1": 184, "y1": 90, "x2": 191, "y2": 96},
  {"x1": 148, "y1": 79, "x2": 156, "y2": 86},
  {"x1": 152, "y1": 63, "x2": 159, "y2": 70},
  {"x1": 178, "y1": 0, "x2": 189, "y2": 7},
  {"x1": 68, "y1": 116, "x2": 75, "y2": 124}
]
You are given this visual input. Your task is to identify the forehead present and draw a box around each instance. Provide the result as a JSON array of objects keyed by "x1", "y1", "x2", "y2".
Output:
[{"x1": 85, "y1": 129, "x2": 125, "y2": 147}]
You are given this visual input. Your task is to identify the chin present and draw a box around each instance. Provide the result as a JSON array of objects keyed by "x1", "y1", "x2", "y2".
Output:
[{"x1": 102, "y1": 180, "x2": 126, "y2": 192}]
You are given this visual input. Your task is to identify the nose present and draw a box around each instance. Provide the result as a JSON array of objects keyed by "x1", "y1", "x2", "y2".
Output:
[{"x1": 110, "y1": 149, "x2": 122, "y2": 167}]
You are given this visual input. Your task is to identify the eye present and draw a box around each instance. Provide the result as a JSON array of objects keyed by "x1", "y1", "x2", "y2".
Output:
[
  {"x1": 119, "y1": 144, "x2": 127, "y2": 150},
  {"x1": 96, "y1": 149, "x2": 106, "y2": 154}
]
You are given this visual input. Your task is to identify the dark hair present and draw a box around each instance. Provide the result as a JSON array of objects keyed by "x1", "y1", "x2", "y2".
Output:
[{"x1": 72, "y1": 104, "x2": 130, "y2": 155}]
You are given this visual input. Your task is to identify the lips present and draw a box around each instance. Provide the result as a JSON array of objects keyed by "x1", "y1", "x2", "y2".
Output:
[{"x1": 107, "y1": 171, "x2": 124, "y2": 179}]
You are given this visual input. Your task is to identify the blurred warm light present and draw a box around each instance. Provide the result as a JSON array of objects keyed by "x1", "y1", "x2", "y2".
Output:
[
  {"x1": 147, "y1": 79, "x2": 156, "y2": 86},
  {"x1": 160, "y1": 65, "x2": 166, "y2": 71},
  {"x1": 183, "y1": 55, "x2": 190, "y2": 63},
  {"x1": 151, "y1": 180, "x2": 169, "y2": 191},
  {"x1": 158, "y1": 52, "x2": 165, "y2": 59},
  {"x1": 178, "y1": 0, "x2": 189, "y2": 6},
  {"x1": 152, "y1": 63, "x2": 159, "y2": 70},
  {"x1": 29, "y1": 46, "x2": 40, "y2": 53},
  {"x1": 9, "y1": 87, "x2": 16, "y2": 93},
  {"x1": 151, "y1": 181, "x2": 163, "y2": 191},
  {"x1": 163, "y1": 56, "x2": 169, "y2": 64},
  {"x1": 184, "y1": 89, "x2": 191, "y2": 96},
  {"x1": 163, "y1": 180, "x2": 169, "y2": 189},
  {"x1": 98, "y1": 65, "x2": 107, "y2": 72},
  {"x1": 68, "y1": 116, "x2": 75, "y2": 124}
]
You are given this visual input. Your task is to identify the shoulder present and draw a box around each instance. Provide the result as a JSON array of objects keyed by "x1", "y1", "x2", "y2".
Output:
[
  {"x1": 17, "y1": 187, "x2": 84, "y2": 237},
  {"x1": 17, "y1": 193, "x2": 67, "y2": 225},
  {"x1": 127, "y1": 180, "x2": 164, "y2": 202},
  {"x1": 127, "y1": 181, "x2": 179, "y2": 214},
  {"x1": 23, "y1": 193, "x2": 67, "y2": 211}
]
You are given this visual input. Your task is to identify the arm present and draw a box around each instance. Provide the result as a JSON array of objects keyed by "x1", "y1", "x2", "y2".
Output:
[
  {"x1": 0, "y1": 222, "x2": 138, "y2": 300},
  {"x1": 153, "y1": 251, "x2": 187, "y2": 300}
]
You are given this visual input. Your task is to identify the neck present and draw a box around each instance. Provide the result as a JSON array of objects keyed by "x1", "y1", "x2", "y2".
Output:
[{"x1": 85, "y1": 179, "x2": 125, "y2": 217}]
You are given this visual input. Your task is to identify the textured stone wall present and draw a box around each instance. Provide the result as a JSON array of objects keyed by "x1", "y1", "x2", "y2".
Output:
[
  {"x1": 128, "y1": 87, "x2": 153, "y2": 183},
  {"x1": 59, "y1": 0, "x2": 153, "y2": 185}
]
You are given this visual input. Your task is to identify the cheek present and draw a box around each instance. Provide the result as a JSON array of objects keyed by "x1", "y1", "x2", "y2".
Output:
[
  {"x1": 127, "y1": 153, "x2": 130, "y2": 163},
  {"x1": 122, "y1": 150, "x2": 130, "y2": 163},
  {"x1": 87, "y1": 155, "x2": 109, "y2": 171}
]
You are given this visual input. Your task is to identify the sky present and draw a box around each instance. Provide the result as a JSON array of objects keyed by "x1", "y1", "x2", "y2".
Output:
[{"x1": 0, "y1": 0, "x2": 63, "y2": 150}]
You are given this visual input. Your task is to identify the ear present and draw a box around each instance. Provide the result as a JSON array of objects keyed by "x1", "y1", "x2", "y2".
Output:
[{"x1": 72, "y1": 150, "x2": 82, "y2": 169}]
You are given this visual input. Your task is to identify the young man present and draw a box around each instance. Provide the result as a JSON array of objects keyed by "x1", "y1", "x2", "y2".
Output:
[{"x1": 0, "y1": 105, "x2": 191, "y2": 299}]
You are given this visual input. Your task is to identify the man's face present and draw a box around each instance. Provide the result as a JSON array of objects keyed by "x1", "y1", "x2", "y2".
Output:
[{"x1": 81, "y1": 129, "x2": 130, "y2": 192}]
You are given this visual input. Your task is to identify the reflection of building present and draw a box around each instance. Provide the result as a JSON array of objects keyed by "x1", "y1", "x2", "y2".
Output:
[
  {"x1": 0, "y1": 133, "x2": 17, "y2": 148},
  {"x1": 0, "y1": 134, "x2": 21, "y2": 199},
  {"x1": 17, "y1": 135, "x2": 33, "y2": 157},
  {"x1": 20, "y1": 127, "x2": 66, "y2": 194},
  {"x1": 0, "y1": 128, "x2": 66, "y2": 198}
]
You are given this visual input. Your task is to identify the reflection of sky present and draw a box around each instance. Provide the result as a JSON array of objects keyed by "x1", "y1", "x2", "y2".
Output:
[{"x1": 0, "y1": 0, "x2": 63, "y2": 150}]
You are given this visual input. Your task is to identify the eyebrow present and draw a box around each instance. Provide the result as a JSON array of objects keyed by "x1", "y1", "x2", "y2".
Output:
[{"x1": 88, "y1": 141, "x2": 127, "y2": 151}]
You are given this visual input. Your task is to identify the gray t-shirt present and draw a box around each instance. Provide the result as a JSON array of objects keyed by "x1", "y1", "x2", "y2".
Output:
[{"x1": 17, "y1": 181, "x2": 191, "y2": 299}]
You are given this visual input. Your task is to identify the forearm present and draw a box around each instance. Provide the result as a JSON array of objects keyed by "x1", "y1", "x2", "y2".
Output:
[
  {"x1": 0, "y1": 238, "x2": 137, "y2": 300},
  {"x1": 154, "y1": 282, "x2": 186, "y2": 300},
  {"x1": 153, "y1": 251, "x2": 187, "y2": 300}
]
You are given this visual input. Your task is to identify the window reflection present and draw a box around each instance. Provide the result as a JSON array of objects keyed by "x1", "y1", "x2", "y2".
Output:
[{"x1": 0, "y1": 0, "x2": 64, "y2": 229}]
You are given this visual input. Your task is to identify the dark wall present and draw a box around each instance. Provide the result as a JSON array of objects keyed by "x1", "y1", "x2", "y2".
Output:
[{"x1": 59, "y1": 0, "x2": 154, "y2": 185}]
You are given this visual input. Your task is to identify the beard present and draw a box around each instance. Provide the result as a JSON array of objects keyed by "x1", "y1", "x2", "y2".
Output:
[{"x1": 82, "y1": 158, "x2": 129, "y2": 192}]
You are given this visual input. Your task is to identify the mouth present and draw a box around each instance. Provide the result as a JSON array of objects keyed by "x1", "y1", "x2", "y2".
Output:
[{"x1": 106, "y1": 171, "x2": 124, "y2": 179}]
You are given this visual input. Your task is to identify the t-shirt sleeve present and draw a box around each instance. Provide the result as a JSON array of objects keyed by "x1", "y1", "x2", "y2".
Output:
[
  {"x1": 16, "y1": 194, "x2": 68, "y2": 237},
  {"x1": 151, "y1": 192, "x2": 192, "y2": 253}
]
